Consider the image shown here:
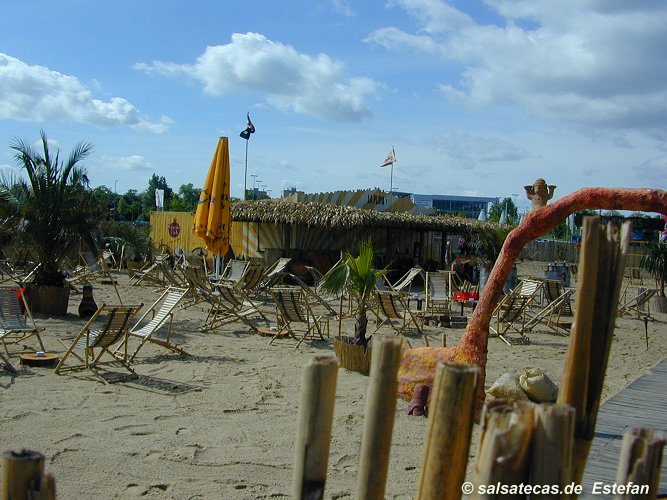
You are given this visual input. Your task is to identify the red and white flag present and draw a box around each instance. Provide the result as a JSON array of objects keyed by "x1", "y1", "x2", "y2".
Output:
[{"x1": 380, "y1": 147, "x2": 396, "y2": 167}]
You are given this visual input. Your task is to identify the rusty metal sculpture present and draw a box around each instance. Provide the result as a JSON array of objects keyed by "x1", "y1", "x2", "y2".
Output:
[{"x1": 397, "y1": 187, "x2": 667, "y2": 410}]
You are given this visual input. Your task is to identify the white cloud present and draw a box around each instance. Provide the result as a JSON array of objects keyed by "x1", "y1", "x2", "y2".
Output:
[
  {"x1": 95, "y1": 154, "x2": 153, "y2": 172},
  {"x1": 136, "y1": 32, "x2": 378, "y2": 122},
  {"x1": 366, "y1": 1, "x2": 667, "y2": 138},
  {"x1": 0, "y1": 53, "x2": 170, "y2": 133},
  {"x1": 635, "y1": 154, "x2": 667, "y2": 187},
  {"x1": 429, "y1": 131, "x2": 533, "y2": 167},
  {"x1": 330, "y1": 0, "x2": 354, "y2": 17}
]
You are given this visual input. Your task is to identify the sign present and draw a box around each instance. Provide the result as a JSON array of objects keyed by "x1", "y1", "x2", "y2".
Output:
[{"x1": 168, "y1": 219, "x2": 181, "y2": 238}]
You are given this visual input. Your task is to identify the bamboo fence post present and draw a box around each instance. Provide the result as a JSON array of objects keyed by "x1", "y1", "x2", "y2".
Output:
[
  {"x1": 614, "y1": 428, "x2": 665, "y2": 499},
  {"x1": 292, "y1": 355, "x2": 339, "y2": 500},
  {"x1": 2, "y1": 449, "x2": 56, "y2": 500},
  {"x1": 529, "y1": 404, "x2": 576, "y2": 499},
  {"x1": 556, "y1": 216, "x2": 631, "y2": 483},
  {"x1": 355, "y1": 337, "x2": 402, "y2": 500},
  {"x1": 469, "y1": 399, "x2": 535, "y2": 498},
  {"x1": 416, "y1": 362, "x2": 479, "y2": 500}
]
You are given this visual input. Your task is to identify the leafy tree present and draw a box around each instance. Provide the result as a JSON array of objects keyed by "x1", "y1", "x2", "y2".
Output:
[
  {"x1": 117, "y1": 189, "x2": 142, "y2": 221},
  {"x1": 489, "y1": 197, "x2": 518, "y2": 224},
  {"x1": 169, "y1": 183, "x2": 199, "y2": 211},
  {"x1": 1, "y1": 130, "x2": 99, "y2": 286},
  {"x1": 641, "y1": 241, "x2": 667, "y2": 298},
  {"x1": 141, "y1": 174, "x2": 173, "y2": 220},
  {"x1": 317, "y1": 240, "x2": 387, "y2": 346}
]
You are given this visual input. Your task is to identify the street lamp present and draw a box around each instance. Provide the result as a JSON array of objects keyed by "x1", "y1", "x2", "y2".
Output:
[{"x1": 114, "y1": 180, "x2": 118, "y2": 194}]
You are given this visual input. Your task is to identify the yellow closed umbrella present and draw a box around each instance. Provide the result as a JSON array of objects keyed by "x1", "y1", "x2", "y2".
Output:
[{"x1": 193, "y1": 137, "x2": 231, "y2": 257}]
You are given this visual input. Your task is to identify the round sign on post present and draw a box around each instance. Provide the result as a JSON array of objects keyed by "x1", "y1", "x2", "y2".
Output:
[{"x1": 168, "y1": 219, "x2": 181, "y2": 238}]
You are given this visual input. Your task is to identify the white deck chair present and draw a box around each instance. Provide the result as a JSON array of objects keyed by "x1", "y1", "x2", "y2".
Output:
[
  {"x1": 0, "y1": 287, "x2": 45, "y2": 356},
  {"x1": 121, "y1": 287, "x2": 189, "y2": 360}
]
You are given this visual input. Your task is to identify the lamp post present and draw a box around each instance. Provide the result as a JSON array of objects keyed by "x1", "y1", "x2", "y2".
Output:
[{"x1": 250, "y1": 174, "x2": 258, "y2": 200}]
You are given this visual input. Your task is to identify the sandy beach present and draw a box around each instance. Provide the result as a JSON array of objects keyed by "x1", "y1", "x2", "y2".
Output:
[{"x1": 2, "y1": 260, "x2": 666, "y2": 499}]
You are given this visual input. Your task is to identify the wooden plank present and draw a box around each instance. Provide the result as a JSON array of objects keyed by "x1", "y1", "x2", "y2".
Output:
[{"x1": 580, "y1": 358, "x2": 667, "y2": 498}]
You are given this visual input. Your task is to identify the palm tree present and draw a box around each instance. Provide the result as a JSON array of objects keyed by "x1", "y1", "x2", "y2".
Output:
[
  {"x1": 317, "y1": 240, "x2": 387, "y2": 346},
  {"x1": 640, "y1": 241, "x2": 667, "y2": 311},
  {"x1": 2, "y1": 130, "x2": 99, "y2": 287}
]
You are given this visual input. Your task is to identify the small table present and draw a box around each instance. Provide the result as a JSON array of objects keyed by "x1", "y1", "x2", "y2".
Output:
[
  {"x1": 453, "y1": 299, "x2": 478, "y2": 316},
  {"x1": 20, "y1": 352, "x2": 59, "y2": 367}
]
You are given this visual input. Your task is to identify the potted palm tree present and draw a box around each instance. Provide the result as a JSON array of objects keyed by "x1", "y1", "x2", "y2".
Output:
[
  {"x1": 640, "y1": 241, "x2": 667, "y2": 312},
  {"x1": 318, "y1": 240, "x2": 387, "y2": 373},
  {"x1": 0, "y1": 131, "x2": 100, "y2": 315}
]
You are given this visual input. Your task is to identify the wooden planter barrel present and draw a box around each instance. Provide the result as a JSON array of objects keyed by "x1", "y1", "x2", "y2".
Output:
[
  {"x1": 24, "y1": 285, "x2": 70, "y2": 316},
  {"x1": 333, "y1": 337, "x2": 372, "y2": 374}
]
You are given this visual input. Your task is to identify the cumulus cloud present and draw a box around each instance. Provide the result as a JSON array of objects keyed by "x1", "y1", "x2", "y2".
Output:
[
  {"x1": 0, "y1": 53, "x2": 170, "y2": 133},
  {"x1": 136, "y1": 32, "x2": 377, "y2": 122},
  {"x1": 635, "y1": 154, "x2": 667, "y2": 186},
  {"x1": 365, "y1": 0, "x2": 667, "y2": 138}
]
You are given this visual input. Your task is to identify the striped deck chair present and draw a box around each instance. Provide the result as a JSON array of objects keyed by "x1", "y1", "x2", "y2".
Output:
[
  {"x1": 260, "y1": 257, "x2": 292, "y2": 290},
  {"x1": 200, "y1": 283, "x2": 268, "y2": 333},
  {"x1": 387, "y1": 266, "x2": 424, "y2": 294},
  {"x1": 524, "y1": 289, "x2": 575, "y2": 334},
  {"x1": 234, "y1": 263, "x2": 266, "y2": 296},
  {"x1": 373, "y1": 291, "x2": 425, "y2": 339},
  {"x1": 54, "y1": 303, "x2": 143, "y2": 380},
  {"x1": 425, "y1": 271, "x2": 454, "y2": 314},
  {"x1": 542, "y1": 279, "x2": 573, "y2": 315},
  {"x1": 219, "y1": 259, "x2": 249, "y2": 286},
  {"x1": 0, "y1": 287, "x2": 45, "y2": 356},
  {"x1": 617, "y1": 288, "x2": 657, "y2": 319},
  {"x1": 121, "y1": 287, "x2": 189, "y2": 361},
  {"x1": 268, "y1": 287, "x2": 328, "y2": 348},
  {"x1": 490, "y1": 279, "x2": 543, "y2": 345}
]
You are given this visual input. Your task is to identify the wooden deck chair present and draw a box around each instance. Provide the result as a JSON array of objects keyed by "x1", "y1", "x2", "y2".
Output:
[
  {"x1": 129, "y1": 255, "x2": 169, "y2": 287},
  {"x1": 268, "y1": 287, "x2": 328, "y2": 348},
  {"x1": 373, "y1": 291, "x2": 425, "y2": 339},
  {"x1": 425, "y1": 271, "x2": 454, "y2": 314},
  {"x1": 54, "y1": 303, "x2": 143, "y2": 380},
  {"x1": 234, "y1": 263, "x2": 267, "y2": 296},
  {"x1": 542, "y1": 279, "x2": 573, "y2": 316},
  {"x1": 387, "y1": 266, "x2": 424, "y2": 294},
  {"x1": 199, "y1": 283, "x2": 268, "y2": 333},
  {"x1": 219, "y1": 259, "x2": 249, "y2": 286},
  {"x1": 259, "y1": 257, "x2": 292, "y2": 290},
  {"x1": 617, "y1": 288, "x2": 657, "y2": 319},
  {"x1": 524, "y1": 289, "x2": 574, "y2": 334},
  {"x1": 0, "y1": 287, "x2": 45, "y2": 356},
  {"x1": 490, "y1": 293, "x2": 534, "y2": 345},
  {"x1": 121, "y1": 287, "x2": 189, "y2": 361}
]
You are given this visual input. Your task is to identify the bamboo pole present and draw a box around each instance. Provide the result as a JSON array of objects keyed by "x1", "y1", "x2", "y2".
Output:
[
  {"x1": 292, "y1": 355, "x2": 339, "y2": 500},
  {"x1": 529, "y1": 404, "x2": 576, "y2": 499},
  {"x1": 416, "y1": 362, "x2": 479, "y2": 500},
  {"x1": 2, "y1": 449, "x2": 56, "y2": 500},
  {"x1": 556, "y1": 216, "x2": 631, "y2": 483},
  {"x1": 355, "y1": 337, "x2": 403, "y2": 500},
  {"x1": 469, "y1": 399, "x2": 535, "y2": 498},
  {"x1": 614, "y1": 428, "x2": 665, "y2": 499}
]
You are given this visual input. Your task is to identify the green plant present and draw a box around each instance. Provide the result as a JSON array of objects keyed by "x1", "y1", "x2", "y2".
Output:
[
  {"x1": 317, "y1": 240, "x2": 387, "y2": 346},
  {"x1": 640, "y1": 241, "x2": 667, "y2": 297},
  {"x1": 99, "y1": 221, "x2": 151, "y2": 262},
  {"x1": 473, "y1": 226, "x2": 514, "y2": 269},
  {"x1": 1, "y1": 131, "x2": 99, "y2": 286}
]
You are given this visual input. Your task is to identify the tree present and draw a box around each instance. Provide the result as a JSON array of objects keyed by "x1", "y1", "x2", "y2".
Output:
[
  {"x1": 489, "y1": 197, "x2": 518, "y2": 224},
  {"x1": 141, "y1": 174, "x2": 173, "y2": 220},
  {"x1": 317, "y1": 240, "x2": 387, "y2": 346},
  {"x1": 117, "y1": 189, "x2": 142, "y2": 221},
  {"x1": 169, "y1": 183, "x2": 199, "y2": 212},
  {"x1": 1, "y1": 130, "x2": 99, "y2": 286},
  {"x1": 640, "y1": 241, "x2": 667, "y2": 312}
]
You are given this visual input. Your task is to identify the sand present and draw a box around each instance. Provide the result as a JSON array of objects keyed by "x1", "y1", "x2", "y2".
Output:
[{"x1": 1, "y1": 260, "x2": 666, "y2": 499}]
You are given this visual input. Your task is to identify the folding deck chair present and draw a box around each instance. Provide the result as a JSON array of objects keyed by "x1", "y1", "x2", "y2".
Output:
[
  {"x1": 524, "y1": 289, "x2": 575, "y2": 334},
  {"x1": 425, "y1": 271, "x2": 455, "y2": 314},
  {"x1": 260, "y1": 257, "x2": 292, "y2": 290},
  {"x1": 617, "y1": 288, "x2": 657, "y2": 319},
  {"x1": 490, "y1": 278, "x2": 543, "y2": 345},
  {"x1": 219, "y1": 259, "x2": 249, "y2": 286},
  {"x1": 0, "y1": 287, "x2": 45, "y2": 356},
  {"x1": 386, "y1": 266, "x2": 424, "y2": 294},
  {"x1": 120, "y1": 287, "x2": 189, "y2": 361},
  {"x1": 268, "y1": 287, "x2": 328, "y2": 348},
  {"x1": 373, "y1": 290, "x2": 425, "y2": 340},
  {"x1": 199, "y1": 282, "x2": 269, "y2": 333},
  {"x1": 54, "y1": 303, "x2": 143, "y2": 380}
]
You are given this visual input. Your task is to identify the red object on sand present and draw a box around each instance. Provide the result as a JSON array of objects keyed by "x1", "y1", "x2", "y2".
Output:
[{"x1": 407, "y1": 384, "x2": 429, "y2": 416}]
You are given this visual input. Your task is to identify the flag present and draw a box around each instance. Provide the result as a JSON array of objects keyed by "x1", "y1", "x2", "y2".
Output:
[
  {"x1": 380, "y1": 147, "x2": 395, "y2": 167},
  {"x1": 239, "y1": 113, "x2": 255, "y2": 140}
]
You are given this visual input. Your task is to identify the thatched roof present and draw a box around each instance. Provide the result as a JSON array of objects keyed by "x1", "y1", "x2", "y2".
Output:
[{"x1": 232, "y1": 199, "x2": 496, "y2": 233}]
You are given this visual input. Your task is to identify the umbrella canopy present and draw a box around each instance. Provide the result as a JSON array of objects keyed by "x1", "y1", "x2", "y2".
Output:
[
  {"x1": 478, "y1": 209, "x2": 487, "y2": 222},
  {"x1": 193, "y1": 137, "x2": 231, "y2": 255},
  {"x1": 499, "y1": 208, "x2": 507, "y2": 225}
]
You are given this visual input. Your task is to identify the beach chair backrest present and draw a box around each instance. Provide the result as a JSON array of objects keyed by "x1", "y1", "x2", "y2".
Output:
[
  {"x1": 222, "y1": 260, "x2": 248, "y2": 283},
  {"x1": 391, "y1": 267, "x2": 423, "y2": 292},
  {"x1": 271, "y1": 288, "x2": 308, "y2": 323},
  {"x1": 89, "y1": 305, "x2": 142, "y2": 348},
  {"x1": 377, "y1": 291, "x2": 403, "y2": 319},
  {"x1": 238, "y1": 264, "x2": 266, "y2": 291},
  {"x1": 426, "y1": 272, "x2": 450, "y2": 299},
  {"x1": 132, "y1": 288, "x2": 187, "y2": 335},
  {"x1": 216, "y1": 284, "x2": 244, "y2": 309},
  {"x1": 0, "y1": 287, "x2": 28, "y2": 330}
]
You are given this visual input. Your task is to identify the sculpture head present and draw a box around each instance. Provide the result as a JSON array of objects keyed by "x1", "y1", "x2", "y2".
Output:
[{"x1": 524, "y1": 178, "x2": 556, "y2": 211}]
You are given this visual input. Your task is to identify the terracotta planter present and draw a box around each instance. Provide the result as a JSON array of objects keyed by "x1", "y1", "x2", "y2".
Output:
[
  {"x1": 24, "y1": 284, "x2": 70, "y2": 316},
  {"x1": 333, "y1": 337, "x2": 372, "y2": 374}
]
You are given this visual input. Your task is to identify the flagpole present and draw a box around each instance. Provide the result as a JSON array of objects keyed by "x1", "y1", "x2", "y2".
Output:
[
  {"x1": 243, "y1": 139, "x2": 249, "y2": 200},
  {"x1": 390, "y1": 162, "x2": 394, "y2": 193}
]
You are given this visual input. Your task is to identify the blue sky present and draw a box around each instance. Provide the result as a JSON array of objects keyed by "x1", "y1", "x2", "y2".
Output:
[{"x1": 1, "y1": 0, "x2": 666, "y2": 213}]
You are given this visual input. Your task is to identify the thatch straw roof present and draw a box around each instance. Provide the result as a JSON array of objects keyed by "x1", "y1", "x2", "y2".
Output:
[{"x1": 232, "y1": 199, "x2": 496, "y2": 233}]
